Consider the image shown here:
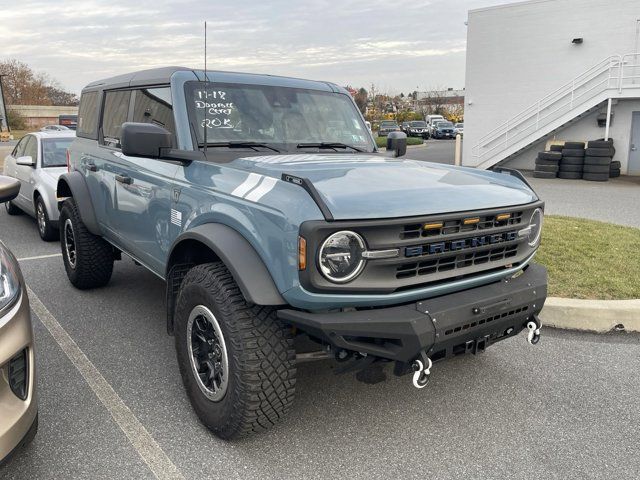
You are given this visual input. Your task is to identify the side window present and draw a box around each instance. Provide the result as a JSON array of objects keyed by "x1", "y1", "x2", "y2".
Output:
[
  {"x1": 77, "y1": 91, "x2": 99, "y2": 138},
  {"x1": 101, "y1": 90, "x2": 131, "y2": 148},
  {"x1": 12, "y1": 136, "x2": 27, "y2": 157},
  {"x1": 22, "y1": 136, "x2": 38, "y2": 161},
  {"x1": 132, "y1": 87, "x2": 175, "y2": 139}
]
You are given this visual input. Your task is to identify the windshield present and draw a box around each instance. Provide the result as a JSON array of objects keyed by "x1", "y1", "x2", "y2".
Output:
[
  {"x1": 380, "y1": 122, "x2": 397, "y2": 127},
  {"x1": 438, "y1": 122, "x2": 454, "y2": 128},
  {"x1": 42, "y1": 138, "x2": 73, "y2": 167},
  {"x1": 185, "y1": 81, "x2": 374, "y2": 152},
  {"x1": 410, "y1": 121, "x2": 426, "y2": 127}
]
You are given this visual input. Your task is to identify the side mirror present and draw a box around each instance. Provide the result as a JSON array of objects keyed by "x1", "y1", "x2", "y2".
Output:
[
  {"x1": 386, "y1": 131, "x2": 407, "y2": 158},
  {"x1": 16, "y1": 155, "x2": 35, "y2": 167},
  {"x1": 121, "y1": 122, "x2": 172, "y2": 158},
  {"x1": 0, "y1": 175, "x2": 20, "y2": 203}
]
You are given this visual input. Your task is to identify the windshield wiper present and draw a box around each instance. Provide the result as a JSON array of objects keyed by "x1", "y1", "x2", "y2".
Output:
[
  {"x1": 296, "y1": 142, "x2": 365, "y2": 153},
  {"x1": 200, "y1": 141, "x2": 281, "y2": 153}
]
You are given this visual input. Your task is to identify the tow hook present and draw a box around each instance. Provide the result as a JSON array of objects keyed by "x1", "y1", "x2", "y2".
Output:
[
  {"x1": 526, "y1": 315, "x2": 541, "y2": 345},
  {"x1": 412, "y1": 351, "x2": 433, "y2": 389}
]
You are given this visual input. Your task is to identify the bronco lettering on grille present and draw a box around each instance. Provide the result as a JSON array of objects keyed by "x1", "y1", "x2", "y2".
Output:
[{"x1": 405, "y1": 231, "x2": 518, "y2": 257}]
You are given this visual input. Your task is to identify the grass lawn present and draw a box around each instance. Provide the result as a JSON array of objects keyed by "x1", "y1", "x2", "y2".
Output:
[
  {"x1": 375, "y1": 136, "x2": 423, "y2": 148},
  {"x1": 536, "y1": 216, "x2": 640, "y2": 300}
]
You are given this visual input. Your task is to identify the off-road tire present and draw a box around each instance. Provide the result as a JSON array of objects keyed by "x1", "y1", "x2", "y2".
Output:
[
  {"x1": 610, "y1": 160, "x2": 621, "y2": 169},
  {"x1": 562, "y1": 148, "x2": 585, "y2": 157},
  {"x1": 174, "y1": 262, "x2": 296, "y2": 440},
  {"x1": 533, "y1": 171, "x2": 556, "y2": 179},
  {"x1": 560, "y1": 157, "x2": 584, "y2": 165},
  {"x1": 584, "y1": 156, "x2": 611, "y2": 166},
  {"x1": 535, "y1": 158, "x2": 560, "y2": 166},
  {"x1": 537, "y1": 151, "x2": 561, "y2": 161},
  {"x1": 583, "y1": 164, "x2": 610, "y2": 174},
  {"x1": 59, "y1": 198, "x2": 113, "y2": 289},
  {"x1": 559, "y1": 164, "x2": 583, "y2": 173},
  {"x1": 5, "y1": 200, "x2": 21, "y2": 215},
  {"x1": 585, "y1": 147, "x2": 611, "y2": 157},
  {"x1": 609, "y1": 169, "x2": 621, "y2": 178},
  {"x1": 582, "y1": 172, "x2": 609, "y2": 182},
  {"x1": 564, "y1": 141, "x2": 585, "y2": 149},
  {"x1": 557, "y1": 171, "x2": 582, "y2": 179},
  {"x1": 534, "y1": 164, "x2": 559, "y2": 173},
  {"x1": 587, "y1": 139, "x2": 613, "y2": 148},
  {"x1": 35, "y1": 196, "x2": 58, "y2": 242}
]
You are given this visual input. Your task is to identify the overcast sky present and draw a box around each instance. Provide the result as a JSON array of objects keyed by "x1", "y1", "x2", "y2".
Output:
[{"x1": 1, "y1": 0, "x2": 513, "y2": 95}]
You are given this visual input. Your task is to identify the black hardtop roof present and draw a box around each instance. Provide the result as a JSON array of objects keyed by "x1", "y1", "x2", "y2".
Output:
[{"x1": 82, "y1": 66, "x2": 341, "y2": 93}]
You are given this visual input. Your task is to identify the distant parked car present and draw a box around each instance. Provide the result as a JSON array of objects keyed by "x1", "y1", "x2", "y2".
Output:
[
  {"x1": 378, "y1": 121, "x2": 401, "y2": 136},
  {"x1": 0, "y1": 175, "x2": 38, "y2": 466},
  {"x1": 454, "y1": 123, "x2": 464, "y2": 136},
  {"x1": 3, "y1": 131, "x2": 76, "y2": 240},
  {"x1": 407, "y1": 121, "x2": 429, "y2": 139},
  {"x1": 365, "y1": 121, "x2": 372, "y2": 132},
  {"x1": 400, "y1": 121, "x2": 411, "y2": 134},
  {"x1": 40, "y1": 125, "x2": 70, "y2": 132},
  {"x1": 433, "y1": 121, "x2": 456, "y2": 139}
]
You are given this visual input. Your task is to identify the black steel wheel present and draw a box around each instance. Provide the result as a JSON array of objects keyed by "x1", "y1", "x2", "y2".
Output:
[{"x1": 187, "y1": 305, "x2": 229, "y2": 402}]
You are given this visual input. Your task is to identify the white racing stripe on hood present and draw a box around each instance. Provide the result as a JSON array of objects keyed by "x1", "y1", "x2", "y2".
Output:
[
  {"x1": 231, "y1": 172, "x2": 262, "y2": 197},
  {"x1": 244, "y1": 176, "x2": 278, "y2": 202}
]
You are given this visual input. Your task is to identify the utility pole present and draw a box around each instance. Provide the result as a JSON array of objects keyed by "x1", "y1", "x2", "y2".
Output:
[{"x1": 0, "y1": 74, "x2": 9, "y2": 134}]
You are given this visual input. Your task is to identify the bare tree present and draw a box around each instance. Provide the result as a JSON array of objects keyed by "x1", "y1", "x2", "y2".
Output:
[{"x1": 0, "y1": 59, "x2": 77, "y2": 106}]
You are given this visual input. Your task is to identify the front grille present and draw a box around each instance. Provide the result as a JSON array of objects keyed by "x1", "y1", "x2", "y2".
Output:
[
  {"x1": 397, "y1": 244, "x2": 519, "y2": 279},
  {"x1": 299, "y1": 202, "x2": 541, "y2": 294}
]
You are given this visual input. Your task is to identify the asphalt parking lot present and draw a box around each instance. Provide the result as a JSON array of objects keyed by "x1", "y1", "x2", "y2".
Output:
[{"x1": 1, "y1": 191, "x2": 640, "y2": 479}]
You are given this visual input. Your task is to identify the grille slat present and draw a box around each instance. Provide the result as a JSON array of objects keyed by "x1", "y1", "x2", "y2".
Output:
[
  {"x1": 401, "y1": 211, "x2": 524, "y2": 240},
  {"x1": 397, "y1": 244, "x2": 519, "y2": 279}
]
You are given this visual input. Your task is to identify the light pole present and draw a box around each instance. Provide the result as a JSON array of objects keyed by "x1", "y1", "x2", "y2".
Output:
[{"x1": 0, "y1": 74, "x2": 10, "y2": 134}]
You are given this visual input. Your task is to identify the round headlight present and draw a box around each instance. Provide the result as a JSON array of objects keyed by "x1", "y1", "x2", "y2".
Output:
[
  {"x1": 528, "y1": 208, "x2": 544, "y2": 247},
  {"x1": 318, "y1": 231, "x2": 366, "y2": 283}
]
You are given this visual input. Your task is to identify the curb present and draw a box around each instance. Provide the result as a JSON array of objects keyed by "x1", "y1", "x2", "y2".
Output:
[{"x1": 540, "y1": 297, "x2": 640, "y2": 333}]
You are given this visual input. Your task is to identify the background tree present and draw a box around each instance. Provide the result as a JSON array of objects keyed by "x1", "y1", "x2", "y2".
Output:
[
  {"x1": 354, "y1": 87, "x2": 368, "y2": 114},
  {"x1": 0, "y1": 59, "x2": 78, "y2": 106}
]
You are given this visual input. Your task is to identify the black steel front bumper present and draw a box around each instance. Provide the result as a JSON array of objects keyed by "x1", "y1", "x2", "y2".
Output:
[{"x1": 278, "y1": 263, "x2": 547, "y2": 364}]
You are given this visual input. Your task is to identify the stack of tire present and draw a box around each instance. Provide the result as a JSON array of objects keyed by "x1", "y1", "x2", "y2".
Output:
[
  {"x1": 533, "y1": 150, "x2": 561, "y2": 178},
  {"x1": 583, "y1": 139, "x2": 614, "y2": 182},
  {"x1": 558, "y1": 141, "x2": 586, "y2": 180}
]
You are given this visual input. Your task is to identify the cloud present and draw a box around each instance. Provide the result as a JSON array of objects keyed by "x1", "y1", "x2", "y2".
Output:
[{"x1": 0, "y1": 0, "x2": 513, "y2": 94}]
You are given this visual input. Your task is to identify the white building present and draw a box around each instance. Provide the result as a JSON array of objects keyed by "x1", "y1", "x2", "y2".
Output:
[{"x1": 463, "y1": 0, "x2": 640, "y2": 175}]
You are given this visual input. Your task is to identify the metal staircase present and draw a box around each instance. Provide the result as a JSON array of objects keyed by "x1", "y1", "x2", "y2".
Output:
[{"x1": 472, "y1": 53, "x2": 640, "y2": 170}]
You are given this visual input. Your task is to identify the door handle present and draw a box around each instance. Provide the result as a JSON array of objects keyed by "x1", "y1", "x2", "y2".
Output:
[
  {"x1": 86, "y1": 163, "x2": 98, "y2": 172},
  {"x1": 116, "y1": 174, "x2": 133, "y2": 185}
]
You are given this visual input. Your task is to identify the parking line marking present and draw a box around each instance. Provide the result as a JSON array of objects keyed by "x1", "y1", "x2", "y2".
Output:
[
  {"x1": 26, "y1": 286, "x2": 185, "y2": 480},
  {"x1": 17, "y1": 253, "x2": 63, "y2": 262}
]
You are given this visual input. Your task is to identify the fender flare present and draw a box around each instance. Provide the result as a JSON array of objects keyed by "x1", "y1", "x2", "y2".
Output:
[
  {"x1": 167, "y1": 223, "x2": 286, "y2": 306},
  {"x1": 56, "y1": 171, "x2": 101, "y2": 235}
]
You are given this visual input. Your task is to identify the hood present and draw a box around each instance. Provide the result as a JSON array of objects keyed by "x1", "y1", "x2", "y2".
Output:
[
  {"x1": 40, "y1": 167, "x2": 66, "y2": 185},
  {"x1": 231, "y1": 154, "x2": 538, "y2": 220}
]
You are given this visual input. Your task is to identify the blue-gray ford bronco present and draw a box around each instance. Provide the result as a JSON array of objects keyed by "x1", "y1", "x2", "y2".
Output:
[{"x1": 57, "y1": 67, "x2": 546, "y2": 439}]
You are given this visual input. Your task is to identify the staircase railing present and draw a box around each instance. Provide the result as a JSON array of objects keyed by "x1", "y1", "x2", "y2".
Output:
[{"x1": 472, "y1": 53, "x2": 640, "y2": 166}]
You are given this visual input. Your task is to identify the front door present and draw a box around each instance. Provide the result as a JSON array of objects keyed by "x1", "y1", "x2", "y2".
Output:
[
  {"x1": 629, "y1": 112, "x2": 640, "y2": 175},
  {"x1": 13, "y1": 135, "x2": 38, "y2": 214}
]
